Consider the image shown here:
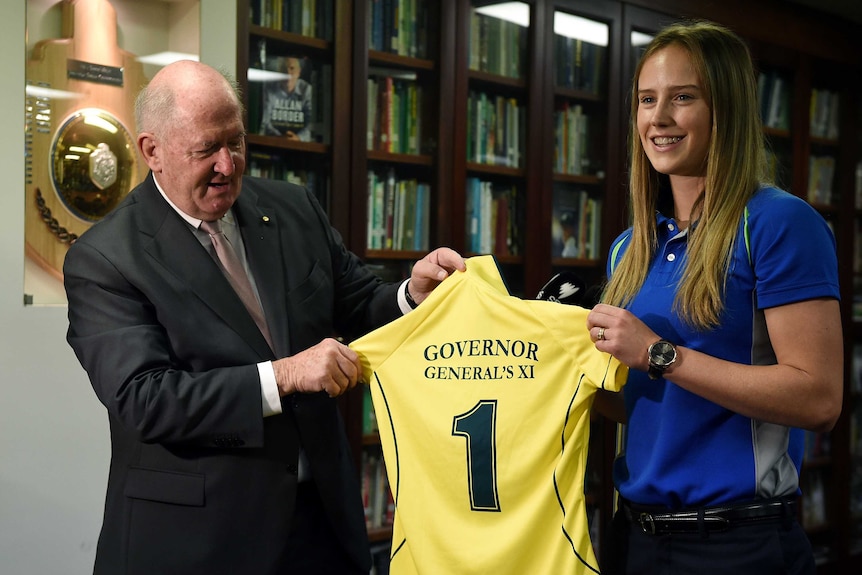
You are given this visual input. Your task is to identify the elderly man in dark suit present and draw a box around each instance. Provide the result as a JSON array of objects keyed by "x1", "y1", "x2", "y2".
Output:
[{"x1": 64, "y1": 59, "x2": 464, "y2": 575}]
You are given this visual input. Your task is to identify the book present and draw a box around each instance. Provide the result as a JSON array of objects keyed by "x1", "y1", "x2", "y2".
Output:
[
  {"x1": 759, "y1": 71, "x2": 791, "y2": 131},
  {"x1": 552, "y1": 186, "x2": 602, "y2": 259},
  {"x1": 362, "y1": 385, "x2": 378, "y2": 435},
  {"x1": 360, "y1": 450, "x2": 392, "y2": 530},
  {"x1": 367, "y1": 78, "x2": 379, "y2": 149},
  {"x1": 414, "y1": 182, "x2": 430, "y2": 251},
  {"x1": 366, "y1": 75, "x2": 422, "y2": 155},
  {"x1": 367, "y1": 168, "x2": 430, "y2": 251},
  {"x1": 465, "y1": 178, "x2": 520, "y2": 255},
  {"x1": 807, "y1": 154, "x2": 836, "y2": 205},
  {"x1": 257, "y1": 55, "x2": 315, "y2": 142},
  {"x1": 554, "y1": 102, "x2": 590, "y2": 175},
  {"x1": 467, "y1": 91, "x2": 523, "y2": 167}
]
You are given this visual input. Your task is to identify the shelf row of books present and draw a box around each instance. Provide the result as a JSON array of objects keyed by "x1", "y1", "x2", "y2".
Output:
[
  {"x1": 806, "y1": 154, "x2": 836, "y2": 205},
  {"x1": 246, "y1": 151, "x2": 329, "y2": 211},
  {"x1": 366, "y1": 168, "x2": 431, "y2": 252},
  {"x1": 467, "y1": 91, "x2": 524, "y2": 168},
  {"x1": 551, "y1": 187, "x2": 602, "y2": 260},
  {"x1": 809, "y1": 88, "x2": 840, "y2": 140},
  {"x1": 757, "y1": 70, "x2": 791, "y2": 132},
  {"x1": 465, "y1": 177, "x2": 522, "y2": 256},
  {"x1": 367, "y1": 74, "x2": 423, "y2": 155},
  {"x1": 554, "y1": 35, "x2": 606, "y2": 96},
  {"x1": 468, "y1": 9, "x2": 527, "y2": 79},
  {"x1": 248, "y1": 0, "x2": 331, "y2": 39},
  {"x1": 361, "y1": 450, "x2": 394, "y2": 530},
  {"x1": 367, "y1": 0, "x2": 428, "y2": 58},
  {"x1": 554, "y1": 102, "x2": 592, "y2": 176}
]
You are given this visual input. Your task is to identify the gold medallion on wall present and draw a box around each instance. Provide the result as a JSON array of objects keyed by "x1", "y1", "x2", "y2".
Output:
[{"x1": 26, "y1": 0, "x2": 147, "y2": 279}]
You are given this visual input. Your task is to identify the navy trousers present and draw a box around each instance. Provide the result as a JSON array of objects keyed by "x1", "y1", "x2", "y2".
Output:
[{"x1": 602, "y1": 506, "x2": 816, "y2": 575}]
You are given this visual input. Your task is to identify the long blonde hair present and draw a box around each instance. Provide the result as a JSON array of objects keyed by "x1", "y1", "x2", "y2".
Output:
[{"x1": 602, "y1": 21, "x2": 767, "y2": 330}]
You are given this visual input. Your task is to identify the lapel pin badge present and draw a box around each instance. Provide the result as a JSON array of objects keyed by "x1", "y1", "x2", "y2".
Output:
[{"x1": 260, "y1": 216, "x2": 270, "y2": 240}]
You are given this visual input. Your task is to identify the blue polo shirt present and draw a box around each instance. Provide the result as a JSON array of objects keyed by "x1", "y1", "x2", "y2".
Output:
[{"x1": 608, "y1": 186, "x2": 839, "y2": 508}]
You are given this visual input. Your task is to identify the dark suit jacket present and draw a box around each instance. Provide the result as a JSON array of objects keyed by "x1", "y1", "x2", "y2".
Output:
[{"x1": 65, "y1": 174, "x2": 399, "y2": 574}]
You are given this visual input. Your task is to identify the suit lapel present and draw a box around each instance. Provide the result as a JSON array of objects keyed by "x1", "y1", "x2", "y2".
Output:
[{"x1": 136, "y1": 177, "x2": 275, "y2": 359}]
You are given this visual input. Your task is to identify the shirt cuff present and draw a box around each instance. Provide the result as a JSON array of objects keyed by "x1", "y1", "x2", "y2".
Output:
[
  {"x1": 397, "y1": 279, "x2": 416, "y2": 314},
  {"x1": 258, "y1": 361, "x2": 282, "y2": 417}
]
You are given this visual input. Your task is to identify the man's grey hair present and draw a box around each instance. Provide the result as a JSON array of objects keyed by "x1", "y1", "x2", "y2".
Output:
[{"x1": 133, "y1": 64, "x2": 244, "y2": 135}]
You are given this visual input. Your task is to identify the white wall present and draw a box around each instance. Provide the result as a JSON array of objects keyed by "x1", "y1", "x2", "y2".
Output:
[
  {"x1": 1, "y1": 1, "x2": 105, "y2": 570},
  {"x1": 0, "y1": 1, "x2": 232, "y2": 573}
]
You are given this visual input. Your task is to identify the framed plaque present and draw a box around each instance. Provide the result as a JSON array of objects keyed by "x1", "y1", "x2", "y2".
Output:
[{"x1": 25, "y1": 0, "x2": 148, "y2": 280}]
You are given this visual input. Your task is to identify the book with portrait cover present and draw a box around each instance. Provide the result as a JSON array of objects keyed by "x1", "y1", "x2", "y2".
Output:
[{"x1": 257, "y1": 55, "x2": 314, "y2": 142}]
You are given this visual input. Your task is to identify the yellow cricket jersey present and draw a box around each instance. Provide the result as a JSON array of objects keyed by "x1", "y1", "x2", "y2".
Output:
[{"x1": 350, "y1": 256, "x2": 627, "y2": 574}]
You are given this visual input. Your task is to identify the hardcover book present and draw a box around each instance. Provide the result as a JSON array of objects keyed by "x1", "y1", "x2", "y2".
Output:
[{"x1": 258, "y1": 55, "x2": 314, "y2": 142}]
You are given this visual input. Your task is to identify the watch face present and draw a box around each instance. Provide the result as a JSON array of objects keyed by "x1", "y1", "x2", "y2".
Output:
[{"x1": 651, "y1": 341, "x2": 676, "y2": 367}]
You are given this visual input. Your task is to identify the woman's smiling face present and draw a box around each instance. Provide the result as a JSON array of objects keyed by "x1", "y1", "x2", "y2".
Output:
[{"x1": 636, "y1": 44, "x2": 712, "y2": 181}]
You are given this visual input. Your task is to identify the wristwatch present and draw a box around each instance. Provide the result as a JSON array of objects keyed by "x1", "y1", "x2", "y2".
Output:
[{"x1": 647, "y1": 339, "x2": 677, "y2": 380}]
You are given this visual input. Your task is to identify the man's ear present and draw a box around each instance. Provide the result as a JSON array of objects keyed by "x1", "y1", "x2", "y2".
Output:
[{"x1": 137, "y1": 132, "x2": 160, "y2": 172}]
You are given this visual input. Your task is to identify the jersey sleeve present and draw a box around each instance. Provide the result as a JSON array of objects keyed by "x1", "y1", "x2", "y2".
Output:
[
  {"x1": 351, "y1": 318, "x2": 402, "y2": 385},
  {"x1": 535, "y1": 301, "x2": 628, "y2": 393}
]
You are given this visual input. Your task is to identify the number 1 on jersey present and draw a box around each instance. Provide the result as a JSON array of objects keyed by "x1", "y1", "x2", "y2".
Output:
[{"x1": 451, "y1": 400, "x2": 501, "y2": 512}]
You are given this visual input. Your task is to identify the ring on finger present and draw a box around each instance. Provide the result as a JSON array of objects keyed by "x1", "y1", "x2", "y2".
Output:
[{"x1": 597, "y1": 327, "x2": 605, "y2": 341}]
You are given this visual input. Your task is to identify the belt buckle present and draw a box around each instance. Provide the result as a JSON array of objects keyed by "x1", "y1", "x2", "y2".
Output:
[{"x1": 639, "y1": 512, "x2": 657, "y2": 535}]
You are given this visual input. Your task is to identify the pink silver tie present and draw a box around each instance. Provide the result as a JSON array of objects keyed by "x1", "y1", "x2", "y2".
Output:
[{"x1": 200, "y1": 219, "x2": 273, "y2": 350}]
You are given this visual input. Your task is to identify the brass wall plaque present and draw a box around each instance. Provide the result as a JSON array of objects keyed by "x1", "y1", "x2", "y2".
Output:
[
  {"x1": 50, "y1": 108, "x2": 136, "y2": 222},
  {"x1": 26, "y1": 0, "x2": 147, "y2": 279}
]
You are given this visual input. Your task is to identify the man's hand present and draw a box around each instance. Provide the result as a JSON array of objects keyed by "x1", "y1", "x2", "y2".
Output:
[
  {"x1": 273, "y1": 338, "x2": 362, "y2": 397},
  {"x1": 408, "y1": 248, "x2": 466, "y2": 305}
]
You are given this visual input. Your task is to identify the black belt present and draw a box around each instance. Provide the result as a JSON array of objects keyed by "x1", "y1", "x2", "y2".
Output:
[{"x1": 623, "y1": 497, "x2": 797, "y2": 535}]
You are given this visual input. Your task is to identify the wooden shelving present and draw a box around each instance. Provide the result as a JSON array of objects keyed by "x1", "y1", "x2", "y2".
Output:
[{"x1": 234, "y1": 1, "x2": 862, "y2": 571}]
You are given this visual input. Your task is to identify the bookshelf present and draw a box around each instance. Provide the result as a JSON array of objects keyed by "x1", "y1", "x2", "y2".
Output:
[
  {"x1": 546, "y1": 3, "x2": 622, "y2": 275},
  {"x1": 347, "y1": 0, "x2": 458, "y2": 547},
  {"x1": 350, "y1": 0, "x2": 455, "y2": 272},
  {"x1": 451, "y1": 0, "x2": 537, "y2": 298},
  {"x1": 236, "y1": 0, "x2": 353, "y2": 233},
  {"x1": 757, "y1": 58, "x2": 795, "y2": 192},
  {"x1": 233, "y1": 0, "x2": 862, "y2": 571},
  {"x1": 795, "y1": 58, "x2": 848, "y2": 568}
]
